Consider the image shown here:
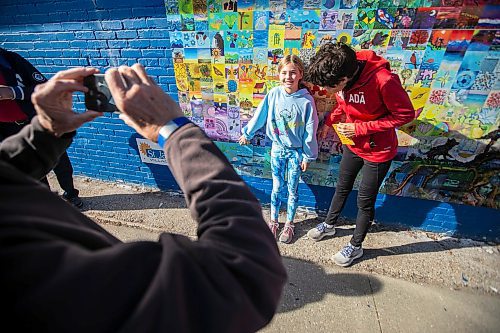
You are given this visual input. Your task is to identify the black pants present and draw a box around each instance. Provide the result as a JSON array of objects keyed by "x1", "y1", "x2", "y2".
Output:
[
  {"x1": 0, "y1": 121, "x2": 78, "y2": 197},
  {"x1": 40, "y1": 151, "x2": 78, "y2": 197},
  {"x1": 324, "y1": 146, "x2": 392, "y2": 247}
]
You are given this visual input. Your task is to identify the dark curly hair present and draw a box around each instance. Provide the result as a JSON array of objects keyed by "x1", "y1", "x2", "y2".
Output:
[{"x1": 304, "y1": 42, "x2": 358, "y2": 87}]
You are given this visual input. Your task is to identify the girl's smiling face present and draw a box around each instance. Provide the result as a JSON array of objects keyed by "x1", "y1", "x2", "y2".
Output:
[{"x1": 279, "y1": 63, "x2": 303, "y2": 94}]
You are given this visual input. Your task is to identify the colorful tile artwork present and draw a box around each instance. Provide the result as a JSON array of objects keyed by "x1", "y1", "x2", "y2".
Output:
[{"x1": 166, "y1": 0, "x2": 499, "y2": 209}]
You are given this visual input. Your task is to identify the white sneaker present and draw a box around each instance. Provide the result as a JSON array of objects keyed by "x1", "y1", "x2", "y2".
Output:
[
  {"x1": 306, "y1": 222, "x2": 336, "y2": 241},
  {"x1": 332, "y1": 243, "x2": 363, "y2": 267}
]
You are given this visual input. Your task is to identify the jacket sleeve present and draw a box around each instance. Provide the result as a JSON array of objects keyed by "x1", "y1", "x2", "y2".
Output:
[
  {"x1": 302, "y1": 100, "x2": 319, "y2": 162},
  {"x1": 161, "y1": 123, "x2": 287, "y2": 332},
  {"x1": 354, "y1": 75, "x2": 415, "y2": 136},
  {"x1": 241, "y1": 92, "x2": 270, "y2": 140},
  {"x1": 6, "y1": 50, "x2": 47, "y2": 101},
  {"x1": 0, "y1": 116, "x2": 73, "y2": 179}
]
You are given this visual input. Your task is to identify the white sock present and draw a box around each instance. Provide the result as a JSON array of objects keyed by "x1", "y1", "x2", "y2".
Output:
[{"x1": 323, "y1": 222, "x2": 333, "y2": 229}]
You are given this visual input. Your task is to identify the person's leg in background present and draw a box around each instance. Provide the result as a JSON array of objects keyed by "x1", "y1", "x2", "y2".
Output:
[
  {"x1": 350, "y1": 158, "x2": 392, "y2": 247},
  {"x1": 307, "y1": 147, "x2": 363, "y2": 241},
  {"x1": 53, "y1": 151, "x2": 83, "y2": 208},
  {"x1": 270, "y1": 146, "x2": 286, "y2": 239},
  {"x1": 332, "y1": 157, "x2": 392, "y2": 267},
  {"x1": 278, "y1": 149, "x2": 301, "y2": 244},
  {"x1": 324, "y1": 147, "x2": 364, "y2": 226}
]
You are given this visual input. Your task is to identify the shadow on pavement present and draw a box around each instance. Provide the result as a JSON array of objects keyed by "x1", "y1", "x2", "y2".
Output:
[
  {"x1": 278, "y1": 257, "x2": 382, "y2": 313},
  {"x1": 80, "y1": 192, "x2": 188, "y2": 211}
]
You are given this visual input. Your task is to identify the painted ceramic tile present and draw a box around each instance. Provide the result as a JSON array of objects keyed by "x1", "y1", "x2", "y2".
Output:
[
  {"x1": 222, "y1": 0, "x2": 238, "y2": 11},
  {"x1": 269, "y1": 0, "x2": 286, "y2": 12},
  {"x1": 427, "y1": 29, "x2": 452, "y2": 51},
  {"x1": 389, "y1": 7, "x2": 416, "y2": 29},
  {"x1": 340, "y1": 0, "x2": 359, "y2": 9},
  {"x1": 239, "y1": 11, "x2": 254, "y2": 30},
  {"x1": 167, "y1": 15, "x2": 183, "y2": 30},
  {"x1": 433, "y1": 7, "x2": 462, "y2": 29},
  {"x1": 335, "y1": 29, "x2": 354, "y2": 45},
  {"x1": 181, "y1": 14, "x2": 196, "y2": 30},
  {"x1": 254, "y1": 11, "x2": 269, "y2": 30},
  {"x1": 355, "y1": 8, "x2": 377, "y2": 29},
  {"x1": 255, "y1": 0, "x2": 270, "y2": 10},
  {"x1": 432, "y1": 57, "x2": 461, "y2": 89},
  {"x1": 318, "y1": 31, "x2": 338, "y2": 46},
  {"x1": 412, "y1": 7, "x2": 438, "y2": 29},
  {"x1": 287, "y1": 0, "x2": 305, "y2": 10},
  {"x1": 319, "y1": 10, "x2": 338, "y2": 30},
  {"x1": 374, "y1": 8, "x2": 396, "y2": 29},
  {"x1": 406, "y1": 29, "x2": 431, "y2": 50},
  {"x1": 322, "y1": 0, "x2": 340, "y2": 10},
  {"x1": 449, "y1": 30, "x2": 475, "y2": 51},
  {"x1": 456, "y1": 6, "x2": 481, "y2": 29},
  {"x1": 300, "y1": 29, "x2": 318, "y2": 48},
  {"x1": 304, "y1": 0, "x2": 322, "y2": 9},
  {"x1": 336, "y1": 9, "x2": 356, "y2": 29},
  {"x1": 358, "y1": 0, "x2": 379, "y2": 8},
  {"x1": 476, "y1": 5, "x2": 500, "y2": 29},
  {"x1": 179, "y1": 0, "x2": 194, "y2": 14},
  {"x1": 193, "y1": 0, "x2": 208, "y2": 14}
]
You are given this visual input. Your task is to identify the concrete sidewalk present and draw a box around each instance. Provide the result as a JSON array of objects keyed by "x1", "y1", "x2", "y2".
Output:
[{"x1": 263, "y1": 257, "x2": 500, "y2": 333}]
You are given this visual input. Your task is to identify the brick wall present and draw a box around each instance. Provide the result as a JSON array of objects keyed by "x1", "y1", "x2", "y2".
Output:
[{"x1": 1, "y1": 0, "x2": 498, "y2": 241}]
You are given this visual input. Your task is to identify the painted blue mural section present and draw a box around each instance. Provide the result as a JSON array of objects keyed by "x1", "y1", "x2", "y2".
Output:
[{"x1": 0, "y1": 0, "x2": 498, "y2": 241}]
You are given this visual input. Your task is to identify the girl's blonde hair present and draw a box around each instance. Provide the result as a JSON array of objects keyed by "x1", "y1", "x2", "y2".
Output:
[{"x1": 278, "y1": 54, "x2": 305, "y2": 74}]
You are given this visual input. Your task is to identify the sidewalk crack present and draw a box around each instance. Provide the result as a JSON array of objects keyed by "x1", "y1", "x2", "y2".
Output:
[{"x1": 368, "y1": 276, "x2": 383, "y2": 333}]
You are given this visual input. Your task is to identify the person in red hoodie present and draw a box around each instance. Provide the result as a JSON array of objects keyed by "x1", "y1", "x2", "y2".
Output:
[{"x1": 304, "y1": 43, "x2": 415, "y2": 267}]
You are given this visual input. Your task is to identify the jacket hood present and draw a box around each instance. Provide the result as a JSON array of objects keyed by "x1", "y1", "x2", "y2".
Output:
[{"x1": 352, "y1": 50, "x2": 390, "y2": 88}]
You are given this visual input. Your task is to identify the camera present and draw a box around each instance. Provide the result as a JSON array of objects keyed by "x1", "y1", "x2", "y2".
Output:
[{"x1": 83, "y1": 74, "x2": 119, "y2": 112}]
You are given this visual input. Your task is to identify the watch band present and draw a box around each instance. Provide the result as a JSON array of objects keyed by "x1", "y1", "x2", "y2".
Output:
[{"x1": 157, "y1": 116, "x2": 191, "y2": 149}]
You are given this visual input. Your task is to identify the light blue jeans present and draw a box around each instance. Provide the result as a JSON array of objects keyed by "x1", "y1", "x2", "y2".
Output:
[{"x1": 270, "y1": 143, "x2": 302, "y2": 223}]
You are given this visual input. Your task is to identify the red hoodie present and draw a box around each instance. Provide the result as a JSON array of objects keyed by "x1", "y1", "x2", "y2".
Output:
[{"x1": 325, "y1": 50, "x2": 415, "y2": 163}]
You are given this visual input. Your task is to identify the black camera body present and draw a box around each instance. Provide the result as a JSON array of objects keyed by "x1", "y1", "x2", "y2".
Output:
[{"x1": 83, "y1": 74, "x2": 119, "y2": 112}]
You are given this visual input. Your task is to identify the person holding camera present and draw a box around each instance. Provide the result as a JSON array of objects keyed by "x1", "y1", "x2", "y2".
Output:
[
  {"x1": 0, "y1": 65, "x2": 287, "y2": 332},
  {"x1": 0, "y1": 47, "x2": 84, "y2": 208}
]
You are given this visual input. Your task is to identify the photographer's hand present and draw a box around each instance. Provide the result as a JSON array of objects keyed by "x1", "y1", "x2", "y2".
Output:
[
  {"x1": 32, "y1": 67, "x2": 103, "y2": 136},
  {"x1": 105, "y1": 64, "x2": 183, "y2": 142}
]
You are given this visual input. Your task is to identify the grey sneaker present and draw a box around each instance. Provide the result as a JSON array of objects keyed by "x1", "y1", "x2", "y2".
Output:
[
  {"x1": 332, "y1": 243, "x2": 363, "y2": 267},
  {"x1": 278, "y1": 223, "x2": 294, "y2": 244},
  {"x1": 306, "y1": 222, "x2": 336, "y2": 241}
]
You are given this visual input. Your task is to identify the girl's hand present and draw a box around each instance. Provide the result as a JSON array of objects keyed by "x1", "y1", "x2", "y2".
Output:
[
  {"x1": 336, "y1": 123, "x2": 355, "y2": 138},
  {"x1": 301, "y1": 161, "x2": 309, "y2": 172},
  {"x1": 239, "y1": 136, "x2": 250, "y2": 145}
]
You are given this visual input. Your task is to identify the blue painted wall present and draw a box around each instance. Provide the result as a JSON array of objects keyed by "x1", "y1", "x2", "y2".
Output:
[{"x1": 0, "y1": 0, "x2": 498, "y2": 241}]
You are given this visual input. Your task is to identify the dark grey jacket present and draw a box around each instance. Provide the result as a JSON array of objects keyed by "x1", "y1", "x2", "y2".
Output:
[{"x1": 0, "y1": 117, "x2": 287, "y2": 332}]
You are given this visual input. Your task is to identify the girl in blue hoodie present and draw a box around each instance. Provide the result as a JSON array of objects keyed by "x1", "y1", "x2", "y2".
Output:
[{"x1": 239, "y1": 55, "x2": 319, "y2": 244}]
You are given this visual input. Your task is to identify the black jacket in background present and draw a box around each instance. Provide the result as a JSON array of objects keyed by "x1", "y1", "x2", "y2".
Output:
[
  {"x1": 0, "y1": 48, "x2": 47, "y2": 121},
  {"x1": 0, "y1": 118, "x2": 287, "y2": 332}
]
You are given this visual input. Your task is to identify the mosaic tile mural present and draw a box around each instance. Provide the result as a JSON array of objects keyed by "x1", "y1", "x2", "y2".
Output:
[{"x1": 165, "y1": 0, "x2": 499, "y2": 209}]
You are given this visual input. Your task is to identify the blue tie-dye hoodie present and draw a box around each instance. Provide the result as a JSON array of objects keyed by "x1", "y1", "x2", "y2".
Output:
[{"x1": 242, "y1": 86, "x2": 319, "y2": 162}]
